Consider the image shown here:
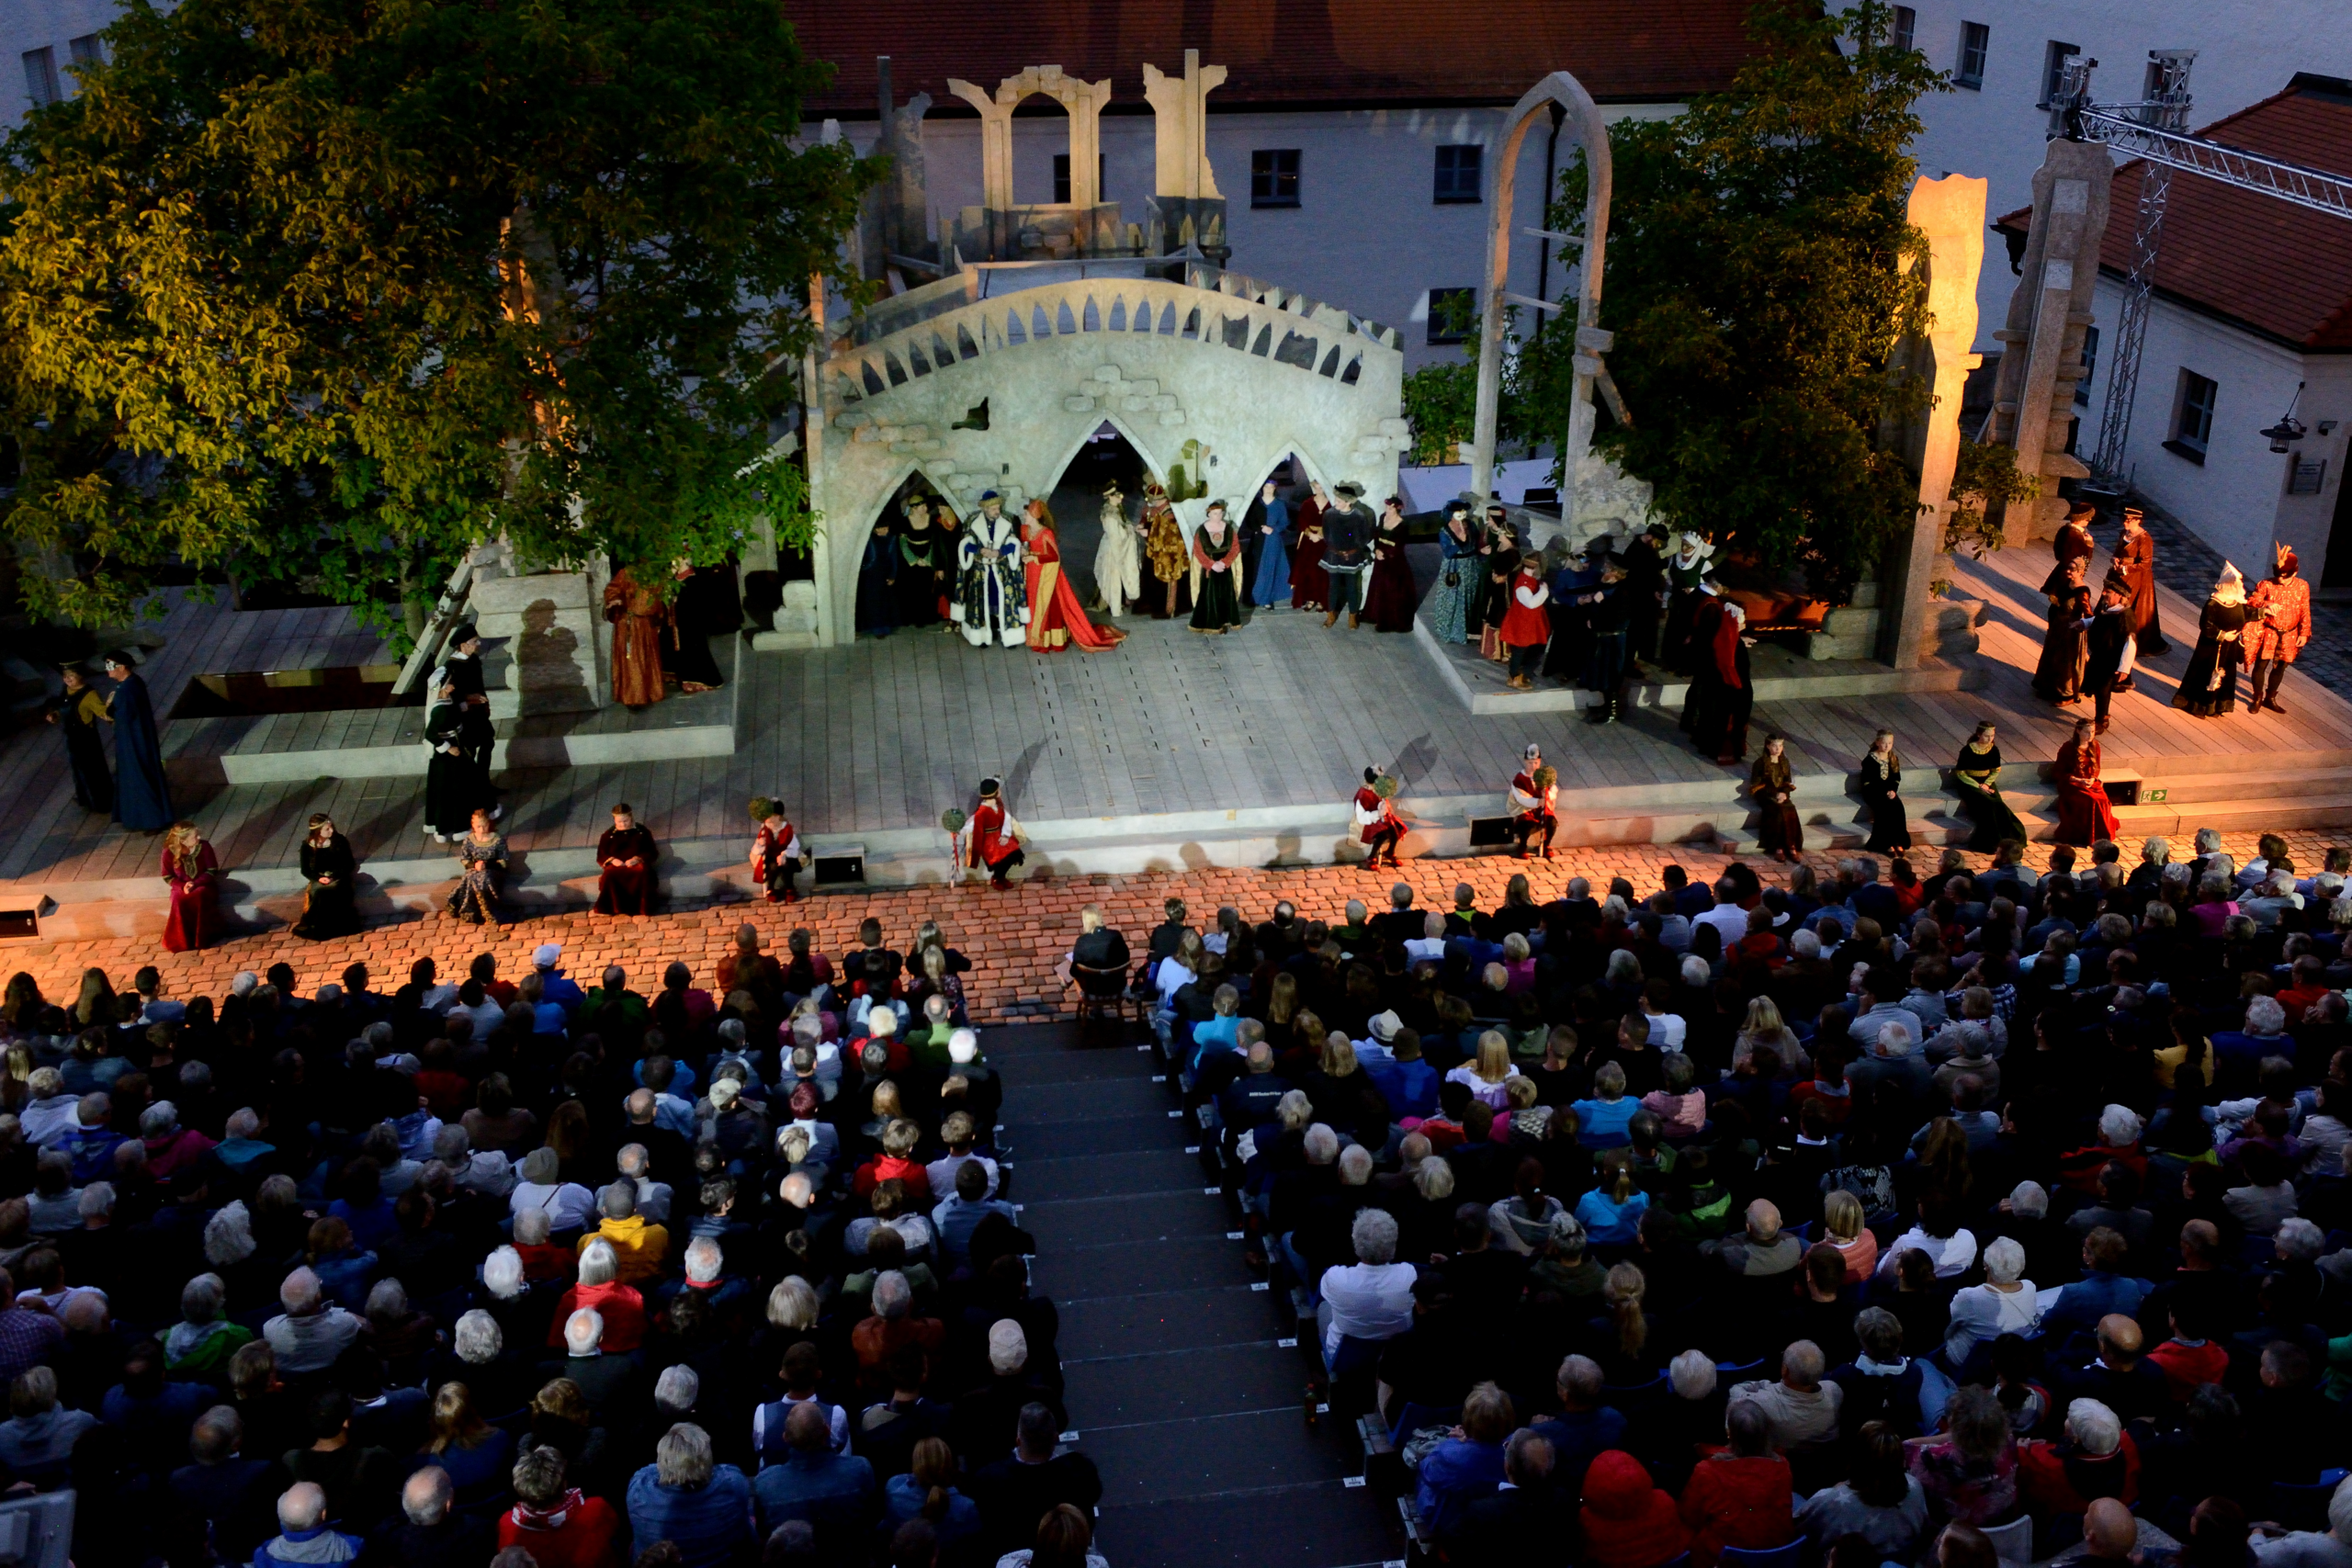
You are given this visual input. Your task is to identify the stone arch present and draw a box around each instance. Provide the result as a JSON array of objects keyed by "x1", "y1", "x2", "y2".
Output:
[{"x1": 945, "y1": 65, "x2": 1113, "y2": 212}]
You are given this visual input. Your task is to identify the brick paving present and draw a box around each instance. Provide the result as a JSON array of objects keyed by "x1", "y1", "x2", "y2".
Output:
[{"x1": 14, "y1": 829, "x2": 2343, "y2": 1023}]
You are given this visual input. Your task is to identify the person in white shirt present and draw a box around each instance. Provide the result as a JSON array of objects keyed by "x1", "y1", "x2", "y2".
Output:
[
  {"x1": 1943, "y1": 1236, "x2": 2045, "y2": 1363},
  {"x1": 1405, "y1": 913, "x2": 1449, "y2": 966},
  {"x1": 1877, "y1": 1203, "x2": 1979, "y2": 1280},
  {"x1": 1640, "y1": 987, "x2": 1687, "y2": 1050},
  {"x1": 1693, "y1": 883, "x2": 1754, "y2": 950},
  {"x1": 508, "y1": 1147, "x2": 595, "y2": 1233},
  {"x1": 1320, "y1": 1208, "x2": 1416, "y2": 1372}
]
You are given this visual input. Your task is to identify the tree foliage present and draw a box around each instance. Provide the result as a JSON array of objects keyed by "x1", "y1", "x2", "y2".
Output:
[{"x1": 0, "y1": 0, "x2": 871, "y2": 639}]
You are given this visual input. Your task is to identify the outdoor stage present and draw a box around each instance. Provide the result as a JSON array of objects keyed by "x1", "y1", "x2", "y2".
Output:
[{"x1": 3, "y1": 515, "x2": 2350, "y2": 942}]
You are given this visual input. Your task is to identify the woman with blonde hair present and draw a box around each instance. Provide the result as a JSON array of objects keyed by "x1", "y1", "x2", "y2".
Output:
[
  {"x1": 417, "y1": 1380, "x2": 514, "y2": 1505},
  {"x1": 1823, "y1": 1189, "x2": 1879, "y2": 1283},
  {"x1": 1733, "y1": 996, "x2": 1806, "y2": 1075},
  {"x1": 160, "y1": 821, "x2": 220, "y2": 953},
  {"x1": 1580, "y1": 1261, "x2": 1659, "y2": 1382},
  {"x1": 1445, "y1": 1031, "x2": 1521, "y2": 1111}
]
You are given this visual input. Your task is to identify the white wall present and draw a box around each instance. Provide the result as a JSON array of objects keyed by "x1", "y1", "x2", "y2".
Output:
[
  {"x1": 2087, "y1": 274, "x2": 2352, "y2": 577},
  {"x1": 1898, "y1": 0, "x2": 2352, "y2": 354},
  {"x1": 0, "y1": 0, "x2": 115, "y2": 118}
]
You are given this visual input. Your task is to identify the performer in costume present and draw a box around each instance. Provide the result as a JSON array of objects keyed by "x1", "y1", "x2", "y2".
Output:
[
  {"x1": 1577, "y1": 552, "x2": 1633, "y2": 725},
  {"x1": 1543, "y1": 540, "x2": 1599, "y2": 686},
  {"x1": 663, "y1": 560, "x2": 729, "y2": 691},
  {"x1": 1686, "y1": 592, "x2": 1752, "y2": 763},
  {"x1": 1499, "y1": 552, "x2": 1552, "y2": 688},
  {"x1": 1091, "y1": 481, "x2": 1143, "y2": 617},
  {"x1": 1363, "y1": 495, "x2": 1419, "y2": 633},
  {"x1": 1858, "y1": 729, "x2": 1908, "y2": 854},
  {"x1": 953, "y1": 491, "x2": 1028, "y2": 648},
  {"x1": 1289, "y1": 480, "x2": 1329, "y2": 614},
  {"x1": 160, "y1": 821, "x2": 220, "y2": 953},
  {"x1": 101, "y1": 650, "x2": 174, "y2": 831},
  {"x1": 1475, "y1": 505, "x2": 1516, "y2": 660},
  {"x1": 2052, "y1": 717, "x2": 2120, "y2": 848},
  {"x1": 594, "y1": 802, "x2": 659, "y2": 916},
  {"x1": 1022, "y1": 499, "x2": 1127, "y2": 652},
  {"x1": 749, "y1": 797, "x2": 807, "y2": 904},
  {"x1": 1508, "y1": 744, "x2": 1558, "y2": 860},
  {"x1": 1188, "y1": 501, "x2": 1245, "y2": 634},
  {"x1": 2245, "y1": 543, "x2": 2311, "y2": 715},
  {"x1": 1353, "y1": 767, "x2": 1406, "y2": 870},
  {"x1": 292, "y1": 813, "x2": 360, "y2": 941},
  {"x1": 603, "y1": 567, "x2": 670, "y2": 706},
  {"x1": 855, "y1": 507, "x2": 899, "y2": 638},
  {"x1": 447, "y1": 808, "x2": 508, "y2": 925},
  {"x1": 2173, "y1": 564, "x2": 2251, "y2": 719},
  {"x1": 1623, "y1": 523, "x2": 1669, "y2": 668},
  {"x1": 1248, "y1": 479, "x2": 1293, "y2": 609},
  {"x1": 1425, "y1": 502, "x2": 1478, "y2": 644},
  {"x1": 1660, "y1": 532, "x2": 1715, "y2": 671},
  {"x1": 1142, "y1": 480, "x2": 1190, "y2": 620},
  {"x1": 2031, "y1": 581, "x2": 2091, "y2": 705},
  {"x1": 1320, "y1": 483, "x2": 1375, "y2": 629},
  {"x1": 1750, "y1": 734, "x2": 1804, "y2": 863},
  {"x1": 967, "y1": 777, "x2": 1024, "y2": 889},
  {"x1": 897, "y1": 497, "x2": 951, "y2": 628},
  {"x1": 438, "y1": 625, "x2": 501, "y2": 792},
  {"x1": 2041, "y1": 502, "x2": 2097, "y2": 596},
  {"x1": 2080, "y1": 573, "x2": 2134, "y2": 733},
  {"x1": 1952, "y1": 721, "x2": 2028, "y2": 852},
  {"x1": 47, "y1": 662, "x2": 111, "y2": 816},
  {"x1": 2113, "y1": 506, "x2": 2166, "y2": 660}
]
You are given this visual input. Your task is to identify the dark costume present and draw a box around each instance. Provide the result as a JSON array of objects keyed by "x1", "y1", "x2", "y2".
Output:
[
  {"x1": 1622, "y1": 531, "x2": 1668, "y2": 666},
  {"x1": 663, "y1": 566, "x2": 734, "y2": 689},
  {"x1": 1189, "y1": 519, "x2": 1244, "y2": 633},
  {"x1": 162, "y1": 838, "x2": 220, "y2": 953},
  {"x1": 1363, "y1": 516, "x2": 1418, "y2": 633},
  {"x1": 855, "y1": 519, "x2": 899, "y2": 637},
  {"x1": 1580, "y1": 576, "x2": 1633, "y2": 726},
  {"x1": 2052, "y1": 732, "x2": 2120, "y2": 848},
  {"x1": 1684, "y1": 600, "x2": 1752, "y2": 763},
  {"x1": 1751, "y1": 750, "x2": 1804, "y2": 859},
  {"x1": 1427, "y1": 515, "x2": 1478, "y2": 644},
  {"x1": 2031, "y1": 584, "x2": 2090, "y2": 704},
  {"x1": 293, "y1": 831, "x2": 360, "y2": 941},
  {"x1": 447, "y1": 830, "x2": 508, "y2": 924},
  {"x1": 1544, "y1": 556, "x2": 1599, "y2": 683},
  {"x1": 1289, "y1": 495, "x2": 1329, "y2": 613},
  {"x1": 1953, "y1": 739, "x2": 2027, "y2": 852},
  {"x1": 1660, "y1": 541, "x2": 1713, "y2": 671},
  {"x1": 594, "y1": 823, "x2": 659, "y2": 916},
  {"x1": 1143, "y1": 487, "x2": 1192, "y2": 619},
  {"x1": 1859, "y1": 750, "x2": 1908, "y2": 854},
  {"x1": 603, "y1": 569, "x2": 670, "y2": 706},
  {"x1": 2112, "y1": 522, "x2": 2166, "y2": 656},
  {"x1": 51, "y1": 682, "x2": 112, "y2": 815},
  {"x1": 897, "y1": 520, "x2": 951, "y2": 627},
  {"x1": 2041, "y1": 517, "x2": 2095, "y2": 596},
  {"x1": 424, "y1": 702, "x2": 492, "y2": 840},
  {"x1": 106, "y1": 669, "x2": 175, "y2": 831},
  {"x1": 2172, "y1": 589, "x2": 2250, "y2": 719},
  {"x1": 1322, "y1": 500, "x2": 1376, "y2": 622},
  {"x1": 439, "y1": 641, "x2": 498, "y2": 778},
  {"x1": 2081, "y1": 590, "x2": 2133, "y2": 728}
]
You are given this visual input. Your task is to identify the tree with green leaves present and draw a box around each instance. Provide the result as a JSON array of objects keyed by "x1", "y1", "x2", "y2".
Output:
[{"x1": 0, "y1": 0, "x2": 870, "y2": 642}]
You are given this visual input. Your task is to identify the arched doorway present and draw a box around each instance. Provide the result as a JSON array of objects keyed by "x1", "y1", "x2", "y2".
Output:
[{"x1": 1044, "y1": 421, "x2": 1158, "y2": 614}]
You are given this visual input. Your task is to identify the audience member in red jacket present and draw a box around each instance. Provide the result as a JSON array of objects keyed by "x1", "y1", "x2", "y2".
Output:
[
  {"x1": 499, "y1": 1445, "x2": 621, "y2": 1568},
  {"x1": 2018, "y1": 1398, "x2": 2139, "y2": 1515},
  {"x1": 544, "y1": 1242, "x2": 648, "y2": 1354},
  {"x1": 1583, "y1": 1450, "x2": 1693, "y2": 1568},
  {"x1": 1680, "y1": 1402, "x2": 1797, "y2": 1567}
]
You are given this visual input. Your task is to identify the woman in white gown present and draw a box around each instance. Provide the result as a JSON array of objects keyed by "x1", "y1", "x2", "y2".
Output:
[{"x1": 1091, "y1": 479, "x2": 1144, "y2": 615}]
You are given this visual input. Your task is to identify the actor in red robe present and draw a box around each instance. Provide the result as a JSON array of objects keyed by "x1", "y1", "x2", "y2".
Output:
[
  {"x1": 1353, "y1": 766, "x2": 1406, "y2": 870},
  {"x1": 2052, "y1": 718, "x2": 2120, "y2": 847},
  {"x1": 1685, "y1": 593, "x2": 1752, "y2": 765},
  {"x1": 594, "y1": 803, "x2": 658, "y2": 915},
  {"x1": 967, "y1": 778, "x2": 1024, "y2": 889},
  {"x1": 1020, "y1": 502, "x2": 1126, "y2": 652},
  {"x1": 604, "y1": 566, "x2": 670, "y2": 707},
  {"x1": 749, "y1": 797, "x2": 804, "y2": 904},
  {"x1": 161, "y1": 822, "x2": 220, "y2": 953},
  {"x1": 1508, "y1": 743, "x2": 1558, "y2": 859},
  {"x1": 1500, "y1": 556, "x2": 1553, "y2": 690}
]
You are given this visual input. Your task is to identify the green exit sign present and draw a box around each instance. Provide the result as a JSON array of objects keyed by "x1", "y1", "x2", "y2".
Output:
[{"x1": 2143, "y1": 787, "x2": 2167, "y2": 803}]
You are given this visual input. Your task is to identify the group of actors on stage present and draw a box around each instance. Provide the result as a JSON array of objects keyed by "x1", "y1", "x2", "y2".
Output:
[
  {"x1": 2030, "y1": 502, "x2": 2311, "y2": 725},
  {"x1": 599, "y1": 558, "x2": 741, "y2": 709}
]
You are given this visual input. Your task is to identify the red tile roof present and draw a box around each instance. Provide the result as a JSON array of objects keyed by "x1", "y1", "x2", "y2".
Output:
[
  {"x1": 1996, "y1": 74, "x2": 2352, "y2": 352},
  {"x1": 784, "y1": 0, "x2": 1757, "y2": 117}
]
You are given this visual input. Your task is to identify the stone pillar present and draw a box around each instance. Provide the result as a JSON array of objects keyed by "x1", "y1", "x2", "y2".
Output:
[
  {"x1": 1984, "y1": 138, "x2": 2110, "y2": 542},
  {"x1": 1882, "y1": 175, "x2": 1988, "y2": 670},
  {"x1": 945, "y1": 78, "x2": 1015, "y2": 214},
  {"x1": 1142, "y1": 51, "x2": 1228, "y2": 258}
]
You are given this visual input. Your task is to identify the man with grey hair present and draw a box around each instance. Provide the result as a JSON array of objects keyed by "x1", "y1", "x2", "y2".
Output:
[
  {"x1": 1708, "y1": 1199, "x2": 1804, "y2": 1279},
  {"x1": 577, "y1": 1178, "x2": 668, "y2": 1285},
  {"x1": 560, "y1": 1308, "x2": 639, "y2": 1420},
  {"x1": 371, "y1": 1463, "x2": 493, "y2": 1568},
  {"x1": 1530, "y1": 1354, "x2": 1626, "y2": 1496},
  {"x1": 174, "y1": 1404, "x2": 279, "y2": 1557},
  {"x1": 1317, "y1": 1207, "x2": 1414, "y2": 1374},
  {"x1": 1728, "y1": 1338, "x2": 1842, "y2": 1450},
  {"x1": 480, "y1": 1245, "x2": 526, "y2": 1302},
  {"x1": 615, "y1": 1144, "x2": 673, "y2": 1225},
  {"x1": 750, "y1": 1401, "x2": 877, "y2": 1543},
  {"x1": 254, "y1": 1481, "x2": 360, "y2": 1567},
  {"x1": 2213, "y1": 997, "x2": 2290, "y2": 1091},
  {"x1": 263, "y1": 1267, "x2": 360, "y2": 1375},
  {"x1": 655, "y1": 1365, "x2": 701, "y2": 1420}
]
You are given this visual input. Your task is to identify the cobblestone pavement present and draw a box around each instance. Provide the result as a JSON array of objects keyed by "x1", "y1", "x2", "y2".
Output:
[
  {"x1": 12, "y1": 829, "x2": 2343, "y2": 1024},
  {"x1": 2117, "y1": 502, "x2": 2352, "y2": 698}
]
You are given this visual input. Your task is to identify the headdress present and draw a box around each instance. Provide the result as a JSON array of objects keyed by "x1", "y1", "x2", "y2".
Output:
[
  {"x1": 2277, "y1": 541, "x2": 2300, "y2": 577},
  {"x1": 2212, "y1": 563, "x2": 2245, "y2": 606},
  {"x1": 2066, "y1": 502, "x2": 2098, "y2": 524},
  {"x1": 978, "y1": 777, "x2": 1001, "y2": 799},
  {"x1": 1363, "y1": 766, "x2": 1381, "y2": 785},
  {"x1": 978, "y1": 489, "x2": 1001, "y2": 502},
  {"x1": 103, "y1": 649, "x2": 138, "y2": 671},
  {"x1": 1523, "y1": 743, "x2": 1542, "y2": 761},
  {"x1": 2121, "y1": 506, "x2": 2144, "y2": 525},
  {"x1": 1333, "y1": 481, "x2": 1364, "y2": 502},
  {"x1": 450, "y1": 622, "x2": 481, "y2": 648}
]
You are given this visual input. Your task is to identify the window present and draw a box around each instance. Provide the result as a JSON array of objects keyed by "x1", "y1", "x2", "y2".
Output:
[
  {"x1": 1890, "y1": 6, "x2": 1917, "y2": 51},
  {"x1": 2169, "y1": 369, "x2": 2218, "y2": 461},
  {"x1": 1250, "y1": 149, "x2": 1300, "y2": 209},
  {"x1": 67, "y1": 34, "x2": 103, "y2": 68},
  {"x1": 19, "y1": 47, "x2": 58, "y2": 108},
  {"x1": 1426, "y1": 287, "x2": 1476, "y2": 346},
  {"x1": 1050, "y1": 153, "x2": 1104, "y2": 205},
  {"x1": 2075, "y1": 324, "x2": 2099, "y2": 406},
  {"x1": 2041, "y1": 40, "x2": 2079, "y2": 107},
  {"x1": 1432, "y1": 144, "x2": 1482, "y2": 205},
  {"x1": 1955, "y1": 22, "x2": 1989, "y2": 90}
]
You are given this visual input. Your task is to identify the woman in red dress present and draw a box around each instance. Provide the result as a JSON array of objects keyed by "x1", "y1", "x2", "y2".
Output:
[
  {"x1": 1362, "y1": 495, "x2": 1419, "y2": 633},
  {"x1": 1020, "y1": 501, "x2": 1126, "y2": 652},
  {"x1": 1289, "y1": 480, "x2": 1329, "y2": 613},
  {"x1": 2051, "y1": 717, "x2": 2120, "y2": 847},
  {"x1": 161, "y1": 821, "x2": 220, "y2": 953}
]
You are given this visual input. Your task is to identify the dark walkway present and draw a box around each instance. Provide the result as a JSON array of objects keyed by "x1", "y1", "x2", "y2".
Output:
[{"x1": 991, "y1": 1020, "x2": 1402, "y2": 1568}]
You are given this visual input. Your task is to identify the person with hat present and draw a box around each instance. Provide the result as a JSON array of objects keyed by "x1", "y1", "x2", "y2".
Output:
[
  {"x1": 1499, "y1": 552, "x2": 1553, "y2": 689},
  {"x1": 1353, "y1": 766, "x2": 1406, "y2": 870},
  {"x1": 1319, "y1": 481, "x2": 1376, "y2": 629},
  {"x1": 2080, "y1": 571, "x2": 2135, "y2": 732},
  {"x1": 2173, "y1": 563, "x2": 2252, "y2": 718},
  {"x1": 2245, "y1": 541, "x2": 2311, "y2": 715},
  {"x1": 2111, "y1": 505, "x2": 2165, "y2": 659},
  {"x1": 1623, "y1": 521, "x2": 1670, "y2": 667},
  {"x1": 1661, "y1": 532, "x2": 1716, "y2": 671},
  {"x1": 1685, "y1": 587, "x2": 1752, "y2": 764},
  {"x1": 45, "y1": 661, "x2": 111, "y2": 816},
  {"x1": 1573, "y1": 551, "x2": 1635, "y2": 726},
  {"x1": 966, "y1": 779, "x2": 1024, "y2": 890},
  {"x1": 952, "y1": 491, "x2": 1027, "y2": 647},
  {"x1": 1141, "y1": 478, "x2": 1191, "y2": 618},
  {"x1": 1543, "y1": 538, "x2": 1600, "y2": 685},
  {"x1": 1508, "y1": 745, "x2": 1559, "y2": 860},
  {"x1": 423, "y1": 676, "x2": 492, "y2": 843},
  {"x1": 99, "y1": 649, "x2": 175, "y2": 831},
  {"x1": 1426, "y1": 500, "x2": 1479, "y2": 644},
  {"x1": 595, "y1": 803, "x2": 660, "y2": 917},
  {"x1": 749, "y1": 798, "x2": 806, "y2": 904},
  {"x1": 602, "y1": 563, "x2": 672, "y2": 706},
  {"x1": 2044, "y1": 501, "x2": 2098, "y2": 596},
  {"x1": 441, "y1": 623, "x2": 498, "y2": 774}
]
